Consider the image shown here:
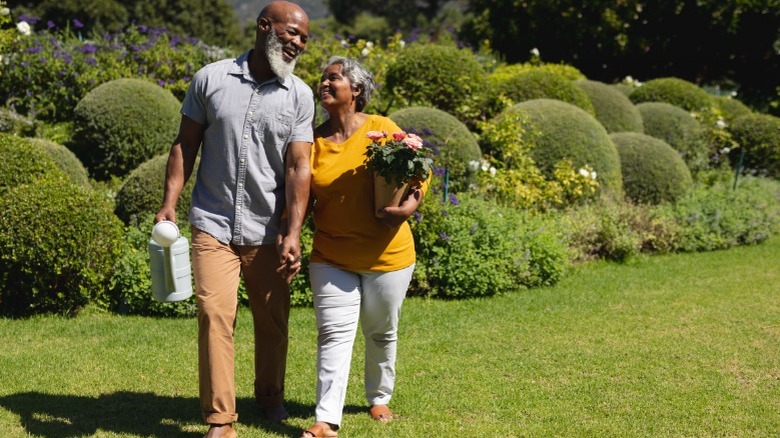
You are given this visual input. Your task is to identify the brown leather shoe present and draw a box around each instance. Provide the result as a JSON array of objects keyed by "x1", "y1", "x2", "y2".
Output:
[
  {"x1": 369, "y1": 404, "x2": 394, "y2": 423},
  {"x1": 204, "y1": 423, "x2": 237, "y2": 438},
  {"x1": 263, "y1": 404, "x2": 290, "y2": 423}
]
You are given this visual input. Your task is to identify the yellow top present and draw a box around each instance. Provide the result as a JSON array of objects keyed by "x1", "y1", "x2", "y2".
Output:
[{"x1": 310, "y1": 115, "x2": 427, "y2": 272}]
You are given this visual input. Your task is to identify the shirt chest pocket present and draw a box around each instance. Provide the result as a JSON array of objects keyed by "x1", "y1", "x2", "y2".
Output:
[{"x1": 256, "y1": 110, "x2": 295, "y2": 154}]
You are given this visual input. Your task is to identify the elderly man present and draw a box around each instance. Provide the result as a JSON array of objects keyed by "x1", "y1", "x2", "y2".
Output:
[{"x1": 155, "y1": 2, "x2": 313, "y2": 437}]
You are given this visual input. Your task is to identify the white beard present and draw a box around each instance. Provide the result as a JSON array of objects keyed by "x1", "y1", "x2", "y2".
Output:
[{"x1": 265, "y1": 28, "x2": 297, "y2": 78}]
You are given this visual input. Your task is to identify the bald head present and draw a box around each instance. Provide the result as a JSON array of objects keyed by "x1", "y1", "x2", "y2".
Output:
[{"x1": 258, "y1": 1, "x2": 309, "y2": 26}]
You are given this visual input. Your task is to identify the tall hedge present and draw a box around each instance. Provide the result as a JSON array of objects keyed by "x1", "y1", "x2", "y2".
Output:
[{"x1": 72, "y1": 78, "x2": 181, "y2": 180}]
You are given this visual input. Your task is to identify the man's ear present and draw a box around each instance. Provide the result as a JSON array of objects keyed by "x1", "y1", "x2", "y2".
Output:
[{"x1": 257, "y1": 17, "x2": 271, "y2": 31}]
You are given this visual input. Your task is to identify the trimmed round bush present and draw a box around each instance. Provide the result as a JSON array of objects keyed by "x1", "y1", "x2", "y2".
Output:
[
  {"x1": 712, "y1": 95, "x2": 752, "y2": 123},
  {"x1": 504, "y1": 99, "x2": 623, "y2": 193},
  {"x1": 728, "y1": 113, "x2": 780, "y2": 178},
  {"x1": 389, "y1": 106, "x2": 481, "y2": 192},
  {"x1": 637, "y1": 102, "x2": 709, "y2": 173},
  {"x1": 574, "y1": 79, "x2": 643, "y2": 133},
  {"x1": 0, "y1": 107, "x2": 37, "y2": 136},
  {"x1": 610, "y1": 132, "x2": 693, "y2": 204},
  {"x1": 384, "y1": 44, "x2": 486, "y2": 123},
  {"x1": 28, "y1": 138, "x2": 90, "y2": 188},
  {"x1": 0, "y1": 133, "x2": 64, "y2": 197},
  {"x1": 0, "y1": 179, "x2": 126, "y2": 317},
  {"x1": 72, "y1": 78, "x2": 181, "y2": 180},
  {"x1": 610, "y1": 83, "x2": 636, "y2": 97},
  {"x1": 488, "y1": 68, "x2": 595, "y2": 116},
  {"x1": 115, "y1": 153, "x2": 199, "y2": 225},
  {"x1": 629, "y1": 77, "x2": 712, "y2": 112},
  {"x1": 488, "y1": 63, "x2": 586, "y2": 83}
]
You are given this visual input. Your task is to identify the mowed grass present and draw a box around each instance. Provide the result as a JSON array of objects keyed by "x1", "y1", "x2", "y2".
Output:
[{"x1": 1, "y1": 237, "x2": 778, "y2": 437}]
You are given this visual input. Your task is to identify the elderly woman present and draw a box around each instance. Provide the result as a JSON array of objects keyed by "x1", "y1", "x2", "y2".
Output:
[{"x1": 299, "y1": 56, "x2": 429, "y2": 438}]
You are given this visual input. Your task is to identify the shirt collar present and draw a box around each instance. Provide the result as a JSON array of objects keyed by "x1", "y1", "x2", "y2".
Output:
[{"x1": 229, "y1": 50, "x2": 291, "y2": 89}]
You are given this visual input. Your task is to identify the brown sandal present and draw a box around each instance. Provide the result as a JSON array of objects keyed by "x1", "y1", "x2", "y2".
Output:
[
  {"x1": 369, "y1": 405, "x2": 394, "y2": 423},
  {"x1": 299, "y1": 422, "x2": 338, "y2": 438}
]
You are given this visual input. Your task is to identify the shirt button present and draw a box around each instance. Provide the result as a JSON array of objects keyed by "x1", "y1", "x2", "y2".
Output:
[
  {"x1": 237, "y1": 206, "x2": 242, "y2": 211},
  {"x1": 243, "y1": 134, "x2": 248, "y2": 139},
  {"x1": 255, "y1": 89, "x2": 260, "y2": 94},
  {"x1": 249, "y1": 111, "x2": 254, "y2": 116},
  {"x1": 240, "y1": 158, "x2": 245, "y2": 163}
]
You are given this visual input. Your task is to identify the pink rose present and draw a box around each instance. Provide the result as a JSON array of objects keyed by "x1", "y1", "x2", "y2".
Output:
[
  {"x1": 366, "y1": 130, "x2": 387, "y2": 141},
  {"x1": 392, "y1": 131, "x2": 407, "y2": 141},
  {"x1": 403, "y1": 136, "x2": 423, "y2": 150}
]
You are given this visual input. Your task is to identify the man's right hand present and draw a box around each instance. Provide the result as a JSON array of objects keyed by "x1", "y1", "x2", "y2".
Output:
[{"x1": 154, "y1": 206, "x2": 176, "y2": 224}]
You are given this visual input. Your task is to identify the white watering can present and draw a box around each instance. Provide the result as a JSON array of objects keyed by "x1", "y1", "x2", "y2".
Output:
[{"x1": 149, "y1": 221, "x2": 193, "y2": 302}]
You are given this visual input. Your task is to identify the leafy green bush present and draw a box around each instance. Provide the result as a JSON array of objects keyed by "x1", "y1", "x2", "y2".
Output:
[
  {"x1": 0, "y1": 179, "x2": 126, "y2": 317},
  {"x1": 610, "y1": 83, "x2": 636, "y2": 97},
  {"x1": 656, "y1": 176, "x2": 780, "y2": 252},
  {"x1": 560, "y1": 196, "x2": 681, "y2": 262},
  {"x1": 104, "y1": 213, "x2": 197, "y2": 317},
  {"x1": 0, "y1": 107, "x2": 37, "y2": 137},
  {"x1": 727, "y1": 113, "x2": 780, "y2": 178},
  {"x1": 488, "y1": 63, "x2": 586, "y2": 83},
  {"x1": 410, "y1": 192, "x2": 569, "y2": 298},
  {"x1": 389, "y1": 106, "x2": 481, "y2": 192},
  {"x1": 574, "y1": 79, "x2": 644, "y2": 133},
  {"x1": 712, "y1": 95, "x2": 752, "y2": 123},
  {"x1": 384, "y1": 43, "x2": 486, "y2": 126},
  {"x1": 72, "y1": 78, "x2": 181, "y2": 180},
  {"x1": 636, "y1": 102, "x2": 710, "y2": 173},
  {"x1": 629, "y1": 77, "x2": 713, "y2": 112},
  {"x1": 475, "y1": 112, "x2": 599, "y2": 210},
  {"x1": 503, "y1": 99, "x2": 623, "y2": 193},
  {"x1": 0, "y1": 133, "x2": 64, "y2": 197},
  {"x1": 486, "y1": 68, "x2": 595, "y2": 118},
  {"x1": 115, "y1": 153, "x2": 198, "y2": 225},
  {"x1": 611, "y1": 132, "x2": 693, "y2": 205},
  {"x1": 27, "y1": 138, "x2": 90, "y2": 188}
]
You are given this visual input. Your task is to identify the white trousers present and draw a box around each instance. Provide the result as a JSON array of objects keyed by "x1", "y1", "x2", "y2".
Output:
[{"x1": 309, "y1": 262, "x2": 415, "y2": 427}]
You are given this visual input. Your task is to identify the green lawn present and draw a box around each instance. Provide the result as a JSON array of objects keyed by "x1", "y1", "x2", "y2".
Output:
[{"x1": 1, "y1": 237, "x2": 779, "y2": 437}]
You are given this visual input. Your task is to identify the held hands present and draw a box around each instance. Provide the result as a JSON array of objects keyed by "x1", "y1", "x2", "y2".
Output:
[
  {"x1": 276, "y1": 221, "x2": 302, "y2": 284},
  {"x1": 378, "y1": 186, "x2": 423, "y2": 228}
]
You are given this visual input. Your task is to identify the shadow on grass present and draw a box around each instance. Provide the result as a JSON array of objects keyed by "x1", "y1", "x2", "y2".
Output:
[{"x1": 0, "y1": 391, "x2": 310, "y2": 437}]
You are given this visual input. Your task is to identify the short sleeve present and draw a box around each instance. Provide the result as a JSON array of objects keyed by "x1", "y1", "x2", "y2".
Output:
[
  {"x1": 291, "y1": 86, "x2": 315, "y2": 143},
  {"x1": 181, "y1": 68, "x2": 208, "y2": 126}
]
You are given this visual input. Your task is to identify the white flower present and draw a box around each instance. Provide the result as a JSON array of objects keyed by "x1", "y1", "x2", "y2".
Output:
[
  {"x1": 720, "y1": 147, "x2": 731, "y2": 154},
  {"x1": 530, "y1": 47, "x2": 540, "y2": 57},
  {"x1": 468, "y1": 160, "x2": 480, "y2": 172},
  {"x1": 624, "y1": 75, "x2": 634, "y2": 83},
  {"x1": 361, "y1": 47, "x2": 370, "y2": 57},
  {"x1": 480, "y1": 159, "x2": 490, "y2": 172},
  {"x1": 730, "y1": 91, "x2": 737, "y2": 97},
  {"x1": 399, "y1": 40, "x2": 406, "y2": 48},
  {"x1": 17, "y1": 21, "x2": 31, "y2": 36},
  {"x1": 489, "y1": 166, "x2": 496, "y2": 176},
  {"x1": 590, "y1": 171, "x2": 597, "y2": 180},
  {"x1": 340, "y1": 39, "x2": 348, "y2": 48},
  {"x1": 0, "y1": 7, "x2": 10, "y2": 16},
  {"x1": 716, "y1": 118, "x2": 727, "y2": 128},
  {"x1": 579, "y1": 168, "x2": 590, "y2": 178},
  {"x1": 366, "y1": 41, "x2": 374, "y2": 48}
]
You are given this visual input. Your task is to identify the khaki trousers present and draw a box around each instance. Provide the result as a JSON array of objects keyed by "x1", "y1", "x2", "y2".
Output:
[{"x1": 191, "y1": 227, "x2": 290, "y2": 425}]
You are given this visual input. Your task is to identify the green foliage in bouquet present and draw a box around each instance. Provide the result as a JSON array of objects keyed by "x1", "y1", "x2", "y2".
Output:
[
  {"x1": 364, "y1": 130, "x2": 434, "y2": 187},
  {"x1": 0, "y1": 179, "x2": 126, "y2": 317},
  {"x1": 388, "y1": 106, "x2": 481, "y2": 192}
]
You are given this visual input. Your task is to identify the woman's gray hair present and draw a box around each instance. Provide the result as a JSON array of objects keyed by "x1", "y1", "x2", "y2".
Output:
[{"x1": 326, "y1": 56, "x2": 375, "y2": 111}]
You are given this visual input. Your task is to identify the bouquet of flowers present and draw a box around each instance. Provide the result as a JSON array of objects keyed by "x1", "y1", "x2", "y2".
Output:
[{"x1": 364, "y1": 130, "x2": 434, "y2": 217}]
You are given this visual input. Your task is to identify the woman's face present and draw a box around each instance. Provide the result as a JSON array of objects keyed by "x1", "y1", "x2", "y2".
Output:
[{"x1": 318, "y1": 63, "x2": 359, "y2": 110}]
